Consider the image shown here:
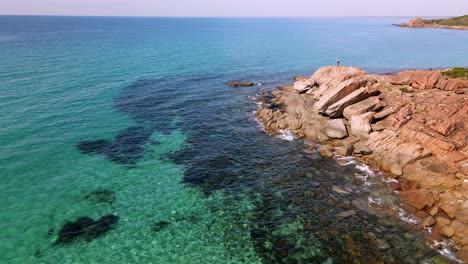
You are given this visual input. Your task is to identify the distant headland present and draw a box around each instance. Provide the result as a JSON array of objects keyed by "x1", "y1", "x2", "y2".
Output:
[{"x1": 395, "y1": 15, "x2": 468, "y2": 30}]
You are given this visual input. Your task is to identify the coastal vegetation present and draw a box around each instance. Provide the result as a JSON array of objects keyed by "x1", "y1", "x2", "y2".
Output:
[
  {"x1": 442, "y1": 67, "x2": 468, "y2": 79},
  {"x1": 425, "y1": 15, "x2": 468, "y2": 27},
  {"x1": 398, "y1": 87, "x2": 409, "y2": 93}
]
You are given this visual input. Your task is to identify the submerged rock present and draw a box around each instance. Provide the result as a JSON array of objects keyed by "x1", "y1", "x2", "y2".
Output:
[
  {"x1": 77, "y1": 126, "x2": 155, "y2": 166},
  {"x1": 55, "y1": 214, "x2": 119, "y2": 244},
  {"x1": 151, "y1": 221, "x2": 170, "y2": 232},
  {"x1": 318, "y1": 146, "x2": 334, "y2": 158},
  {"x1": 335, "y1": 145, "x2": 354, "y2": 156},
  {"x1": 332, "y1": 185, "x2": 351, "y2": 196},
  {"x1": 336, "y1": 210, "x2": 356, "y2": 219},
  {"x1": 83, "y1": 189, "x2": 115, "y2": 204}
]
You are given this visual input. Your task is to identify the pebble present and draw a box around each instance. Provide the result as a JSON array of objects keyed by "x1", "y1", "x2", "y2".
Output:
[
  {"x1": 332, "y1": 185, "x2": 351, "y2": 196},
  {"x1": 336, "y1": 210, "x2": 356, "y2": 219}
]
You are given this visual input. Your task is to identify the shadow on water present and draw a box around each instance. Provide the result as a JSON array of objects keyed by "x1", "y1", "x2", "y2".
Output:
[{"x1": 75, "y1": 74, "x2": 448, "y2": 263}]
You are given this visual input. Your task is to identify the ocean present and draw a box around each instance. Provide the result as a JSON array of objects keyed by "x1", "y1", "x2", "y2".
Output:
[{"x1": 1, "y1": 16, "x2": 467, "y2": 263}]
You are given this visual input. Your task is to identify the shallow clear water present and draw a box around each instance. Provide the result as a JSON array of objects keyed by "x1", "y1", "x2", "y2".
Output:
[{"x1": 1, "y1": 16, "x2": 467, "y2": 263}]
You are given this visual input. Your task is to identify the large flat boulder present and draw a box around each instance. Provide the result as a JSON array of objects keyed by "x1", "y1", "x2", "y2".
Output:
[
  {"x1": 391, "y1": 70, "x2": 442, "y2": 89},
  {"x1": 325, "y1": 119, "x2": 348, "y2": 139},
  {"x1": 325, "y1": 85, "x2": 380, "y2": 117},
  {"x1": 309, "y1": 66, "x2": 366, "y2": 100},
  {"x1": 436, "y1": 78, "x2": 468, "y2": 91},
  {"x1": 314, "y1": 75, "x2": 377, "y2": 114},
  {"x1": 294, "y1": 78, "x2": 317, "y2": 93},
  {"x1": 350, "y1": 112, "x2": 375, "y2": 138},
  {"x1": 343, "y1": 96, "x2": 381, "y2": 120}
]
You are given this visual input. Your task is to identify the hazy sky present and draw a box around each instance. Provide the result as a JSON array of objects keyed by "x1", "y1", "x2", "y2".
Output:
[{"x1": 1, "y1": 0, "x2": 467, "y2": 17}]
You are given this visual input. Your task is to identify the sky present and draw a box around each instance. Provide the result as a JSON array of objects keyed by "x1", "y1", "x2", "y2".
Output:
[{"x1": 0, "y1": 0, "x2": 467, "y2": 17}]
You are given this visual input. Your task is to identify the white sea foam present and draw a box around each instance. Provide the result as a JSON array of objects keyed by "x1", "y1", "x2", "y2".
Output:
[
  {"x1": 368, "y1": 196, "x2": 386, "y2": 207},
  {"x1": 335, "y1": 155, "x2": 377, "y2": 188},
  {"x1": 277, "y1": 130, "x2": 294, "y2": 141},
  {"x1": 432, "y1": 241, "x2": 464, "y2": 263},
  {"x1": 394, "y1": 207, "x2": 420, "y2": 225}
]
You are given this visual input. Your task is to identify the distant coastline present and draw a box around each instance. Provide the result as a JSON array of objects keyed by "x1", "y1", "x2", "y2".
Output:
[{"x1": 395, "y1": 15, "x2": 468, "y2": 30}]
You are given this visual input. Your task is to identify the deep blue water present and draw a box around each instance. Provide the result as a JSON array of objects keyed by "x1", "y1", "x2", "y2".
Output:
[{"x1": 0, "y1": 16, "x2": 467, "y2": 263}]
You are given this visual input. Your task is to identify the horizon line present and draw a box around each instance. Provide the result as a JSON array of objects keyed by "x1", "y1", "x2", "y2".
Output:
[{"x1": 0, "y1": 14, "x2": 455, "y2": 19}]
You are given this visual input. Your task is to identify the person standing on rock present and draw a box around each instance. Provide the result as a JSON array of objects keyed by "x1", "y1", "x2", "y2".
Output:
[{"x1": 337, "y1": 58, "x2": 340, "y2": 67}]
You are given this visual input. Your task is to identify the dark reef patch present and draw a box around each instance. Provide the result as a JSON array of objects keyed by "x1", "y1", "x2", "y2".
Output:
[
  {"x1": 55, "y1": 214, "x2": 119, "y2": 245},
  {"x1": 77, "y1": 77, "x2": 196, "y2": 166},
  {"x1": 83, "y1": 189, "x2": 116, "y2": 204},
  {"x1": 77, "y1": 126, "x2": 156, "y2": 166},
  {"x1": 151, "y1": 221, "x2": 170, "y2": 233}
]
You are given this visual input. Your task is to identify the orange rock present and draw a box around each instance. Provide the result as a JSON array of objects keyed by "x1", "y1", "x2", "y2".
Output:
[
  {"x1": 435, "y1": 216, "x2": 451, "y2": 226},
  {"x1": 421, "y1": 216, "x2": 436, "y2": 227},
  {"x1": 415, "y1": 210, "x2": 427, "y2": 219},
  {"x1": 455, "y1": 201, "x2": 468, "y2": 222},
  {"x1": 439, "y1": 226, "x2": 455, "y2": 238},
  {"x1": 450, "y1": 220, "x2": 466, "y2": 233},
  {"x1": 398, "y1": 190, "x2": 435, "y2": 210}
]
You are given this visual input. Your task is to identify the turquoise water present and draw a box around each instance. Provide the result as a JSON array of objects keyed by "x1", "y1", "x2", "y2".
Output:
[{"x1": 1, "y1": 16, "x2": 467, "y2": 263}]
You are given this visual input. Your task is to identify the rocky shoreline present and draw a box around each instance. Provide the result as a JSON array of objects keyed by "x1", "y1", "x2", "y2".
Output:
[
  {"x1": 255, "y1": 66, "x2": 468, "y2": 262},
  {"x1": 395, "y1": 17, "x2": 468, "y2": 30}
]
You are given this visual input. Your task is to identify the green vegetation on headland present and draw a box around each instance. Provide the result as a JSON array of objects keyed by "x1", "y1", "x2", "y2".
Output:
[
  {"x1": 442, "y1": 67, "x2": 468, "y2": 79},
  {"x1": 425, "y1": 15, "x2": 468, "y2": 27}
]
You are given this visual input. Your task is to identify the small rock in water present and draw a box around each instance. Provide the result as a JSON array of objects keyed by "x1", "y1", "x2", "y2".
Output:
[
  {"x1": 310, "y1": 182, "x2": 321, "y2": 188},
  {"x1": 375, "y1": 238, "x2": 390, "y2": 250},
  {"x1": 336, "y1": 210, "x2": 356, "y2": 219},
  {"x1": 353, "y1": 144, "x2": 373, "y2": 155},
  {"x1": 335, "y1": 145, "x2": 354, "y2": 156},
  {"x1": 318, "y1": 146, "x2": 334, "y2": 158},
  {"x1": 332, "y1": 185, "x2": 351, "y2": 196},
  {"x1": 151, "y1": 221, "x2": 170, "y2": 232},
  {"x1": 55, "y1": 214, "x2": 119, "y2": 244},
  {"x1": 228, "y1": 81, "x2": 254, "y2": 87},
  {"x1": 83, "y1": 189, "x2": 116, "y2": 204}
]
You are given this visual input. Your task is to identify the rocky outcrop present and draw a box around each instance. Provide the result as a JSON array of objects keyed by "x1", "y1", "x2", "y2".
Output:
[
  {"x1": 314, "y1": 75, "x2": 377, "y2": 114},
  {"x1": 255, "y1": 65, "x2": 468, "y2": 261},
  {"x1": 408, "y1": 17, "x2": 426, "y2": 28}
]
